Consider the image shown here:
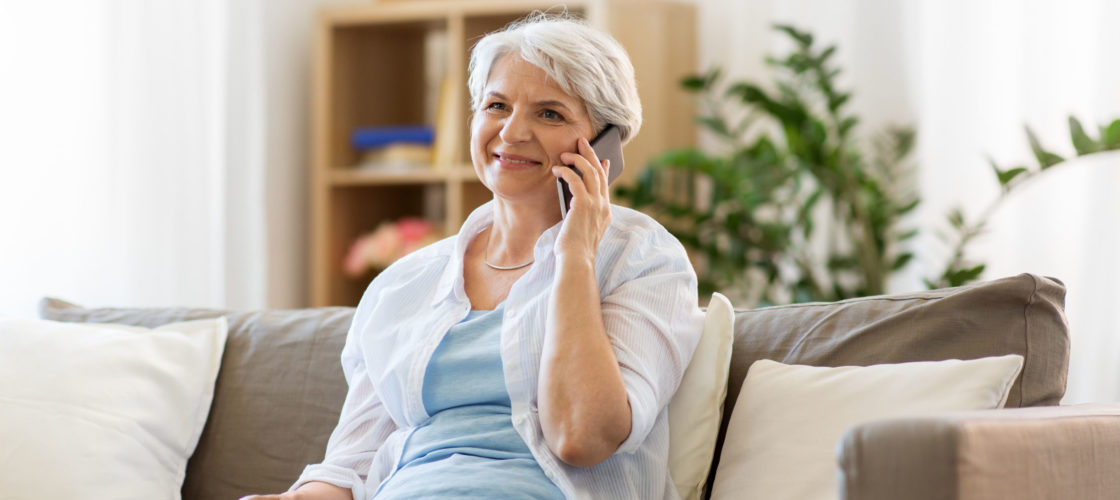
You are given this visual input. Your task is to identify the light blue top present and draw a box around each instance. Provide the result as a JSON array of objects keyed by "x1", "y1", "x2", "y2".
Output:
[{"x1": 373, "y1": 305, "x2": 564, "y2": 499}]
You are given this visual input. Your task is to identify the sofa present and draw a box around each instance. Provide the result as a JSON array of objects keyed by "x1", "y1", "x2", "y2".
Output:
[{"x1": 33, "y1": 273, "x2": 1120, "y2": 499}]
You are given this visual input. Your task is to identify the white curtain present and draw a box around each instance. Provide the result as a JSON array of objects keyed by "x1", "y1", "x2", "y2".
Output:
[
  {"x1": 699, "y1": 0, "x2": 1120, "y2": 402},
  {"x1": 0, "y1": 0, "x2": 371, "y2": 317},
  {"x1": 0, "y1": 0, "x2": 267, "y2": 315}
]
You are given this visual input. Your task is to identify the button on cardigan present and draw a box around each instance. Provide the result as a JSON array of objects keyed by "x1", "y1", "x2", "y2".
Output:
[{"x1": 292, "y1": 201, "x2": 704, "y2": 499}]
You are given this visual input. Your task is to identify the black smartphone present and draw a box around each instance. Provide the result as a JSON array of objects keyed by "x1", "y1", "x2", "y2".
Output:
[{"x1": 557, "y1": 124, "x2": 625, "y2": 218}]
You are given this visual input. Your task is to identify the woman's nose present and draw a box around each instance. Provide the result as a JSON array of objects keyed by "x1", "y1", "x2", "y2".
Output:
[{"x1": 498, "y1": 112, "x2": 532, "y2": 143}]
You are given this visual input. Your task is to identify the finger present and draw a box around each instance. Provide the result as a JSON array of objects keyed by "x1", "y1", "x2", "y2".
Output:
[
  {"x1": 578, "y1": 136, "x2": 609, "y2": 191},
  {"x1": 559, "y1": 154, "x2": 601, "y2": 199},
  {"x1": 552, "y1": 165, "x2": 588, "y2": 200},
  {"x1": 577, "y1": 136, "x2": 603, "y2": 173}
]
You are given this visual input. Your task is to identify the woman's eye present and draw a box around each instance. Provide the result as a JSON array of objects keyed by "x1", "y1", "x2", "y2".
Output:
[
  {"x1": 486, "y1": 102, "x2": 506, "y2": 111},
  {"x1": 541, "y1": 109, "x2": 564, "y2": 121}
]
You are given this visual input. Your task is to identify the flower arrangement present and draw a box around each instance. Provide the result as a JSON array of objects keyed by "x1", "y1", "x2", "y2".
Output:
[{"x1": 343, "y1": 217, "x2": 440, "y2": 277}]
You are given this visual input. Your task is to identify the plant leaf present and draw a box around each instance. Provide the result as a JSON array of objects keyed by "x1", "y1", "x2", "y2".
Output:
[
  {"x1": 828, "y1": 256, "x2": 859, "y2": 270},
  {"x1": 897, "y1": 197, "x2": 920, "y2": 216},
  {"x1": 696, "y1": 116, "x2": 732, "y2": 138},
  {"x1": 731, "y1": 83, "x2": 801, "y2": 126},
  {"x1": 947, "y1": 263, "x2": 986, "y2": 287},
  {"x1": 680, "y1": 75, "x2": 707, "y2": 91},
  {"x1": 990, "y1": 160, "x2": 1029, "y2": 188},
  {"x1": 798, "y1": 189, "x2": 824, "y2": 238},
  {"x1": 947, "y1": 207, "x2": 966, "y2": 229},
  {"x1": 891, "y1": 252, "x2": 914, "y2": 271},
  {"x1": 773, "y1": 24, "x2": 812, "y2": 47},
  {"x1": 681, "y1": 67, "x2": 721, "y2": 92},
  {"x1": 1025, "y1": 126, "x2": 1064, "y2": 169},
  {"x1": 1104, "y1": 119, "x2": 1120, "y2": 149},
  {"x1": 1068, "y1": 116, "x2": 1099, "y2": 155},
  {"x1": 817, "y1": 46, "x2": 837, "y2": 65},
  {"x1": 828, "y1": 92, "x2": 851, "y2": 113}
]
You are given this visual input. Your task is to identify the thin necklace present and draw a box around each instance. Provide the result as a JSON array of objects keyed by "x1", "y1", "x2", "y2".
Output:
[{"x1": 483, "y1": 230, "x2": 533, "y2": 271}]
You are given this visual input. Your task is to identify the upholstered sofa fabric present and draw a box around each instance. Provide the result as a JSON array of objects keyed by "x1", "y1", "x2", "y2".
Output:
[
  {"x1": 725, "y1": 274, "x2": 1068, "y2": 413},
  {"x1": 39, "y1": 273, "x2": 1076, "y2": 500},
  {"x1": 38, "y1": 298, "x2": 354, "y2": 500},
  {"x1": 838, "y1": 403, "x2": 1120, "y2": 500}
]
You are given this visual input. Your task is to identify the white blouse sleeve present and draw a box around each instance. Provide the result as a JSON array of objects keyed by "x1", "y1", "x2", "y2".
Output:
[
  {"x1": 290, "y1": 302, "x2": 398, "y2": 499},
  {"x1": 599, "y1": 225, "x2": 704, "y2": 454}
]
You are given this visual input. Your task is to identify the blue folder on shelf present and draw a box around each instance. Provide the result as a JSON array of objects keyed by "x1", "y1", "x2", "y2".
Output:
[{"x1": 351, "y1": 125, "x2": 435, "y2": 150}]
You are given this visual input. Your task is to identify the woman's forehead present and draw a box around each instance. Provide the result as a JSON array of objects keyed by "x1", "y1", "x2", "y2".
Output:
[{"x1": 486, "y1": 55, "x2": 577, "y2": 103}]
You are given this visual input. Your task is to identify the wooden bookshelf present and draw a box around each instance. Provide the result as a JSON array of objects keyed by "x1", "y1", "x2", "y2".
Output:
[{"x1": 309, "y1": 0, "x2": 697, "y2": 306}]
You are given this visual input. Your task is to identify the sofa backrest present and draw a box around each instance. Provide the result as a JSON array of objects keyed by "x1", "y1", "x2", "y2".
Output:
[
  {"x1": 39, "y1": 273, "x2": 1069, "y2": 500},
  {"x1": 713, "y1": 273, "x2": 1069, "y2": 487}
]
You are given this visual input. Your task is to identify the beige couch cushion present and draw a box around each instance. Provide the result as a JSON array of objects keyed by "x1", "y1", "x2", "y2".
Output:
[{"x1": 38, "y1": 298, "x2": 354, "y2": 500}]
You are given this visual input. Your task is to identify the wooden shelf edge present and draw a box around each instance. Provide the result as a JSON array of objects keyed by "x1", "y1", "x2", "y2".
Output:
[
  {"x1": 321, "y1": 0, "x2": 595, "y2": 24},
  {"x1": 328, "y1": 166, "x2": 479, "y2": 186}
]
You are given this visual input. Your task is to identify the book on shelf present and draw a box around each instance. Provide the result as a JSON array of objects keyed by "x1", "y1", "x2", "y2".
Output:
[
  {"x1": 352, "y1": 125, "x2": 435, "y2": 170},
  {"x1": 351, "y1": 125, "x2": 434, "y2": 150}
]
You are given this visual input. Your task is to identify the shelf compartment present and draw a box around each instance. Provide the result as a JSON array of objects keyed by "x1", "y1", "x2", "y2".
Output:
[
  {"x1": 322, "y1": 184, "x2": 444, "y2": 305},
  {"x1": 325, "y1": 19, "x2": 449, "y2": 169}
]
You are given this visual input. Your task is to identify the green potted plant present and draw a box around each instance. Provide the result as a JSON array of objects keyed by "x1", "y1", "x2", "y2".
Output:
[
  {"x1": 618, "y1": 25, "x2": 917, "y2": 305},
  {"x1": 617, "y1": 24, "x2": 1120, "y2": 306}
]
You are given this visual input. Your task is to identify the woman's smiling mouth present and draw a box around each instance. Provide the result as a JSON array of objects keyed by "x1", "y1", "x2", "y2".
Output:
[{"x1": 494, "y1": 152, "x2": 542, "y2": 168}]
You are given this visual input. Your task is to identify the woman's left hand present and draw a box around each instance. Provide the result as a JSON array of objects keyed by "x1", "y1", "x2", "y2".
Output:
[{"x1": 552, "y1": 137, "x2": 612, "y2": 263}]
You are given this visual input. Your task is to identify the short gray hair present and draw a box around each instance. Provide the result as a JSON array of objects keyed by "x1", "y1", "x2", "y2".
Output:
[{"x1": 467, "y1": 12, "x2": 643, "y2": 144}]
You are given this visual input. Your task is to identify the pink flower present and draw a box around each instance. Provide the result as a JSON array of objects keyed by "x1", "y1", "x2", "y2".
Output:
[
  {"x1": 342, "y1": 218, "x2": 440, "y2": 277},
  {"x1": 396, "y1": 217, "x2": 435, "y2": 253},
  {"x1": 365, "y1": 223, "x2": 402, "y2": 268},
  {"x1": 343, "y1": 236, "x2": 370, "y2": 277}
]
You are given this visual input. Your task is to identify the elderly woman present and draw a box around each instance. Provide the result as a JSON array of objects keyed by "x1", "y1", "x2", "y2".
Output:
[{"x1": 246, "y1": 12, "x2": 701, "y2": 500}]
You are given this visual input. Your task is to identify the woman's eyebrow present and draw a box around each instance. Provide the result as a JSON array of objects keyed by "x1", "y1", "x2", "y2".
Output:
[{"x1": 535, "y1": 100, "x2": 572, "y2": 112}]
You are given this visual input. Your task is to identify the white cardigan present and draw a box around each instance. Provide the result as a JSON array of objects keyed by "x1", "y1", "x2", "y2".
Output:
[{"x1": 293, "y1": 201, "x2": 703, "y2": 499}]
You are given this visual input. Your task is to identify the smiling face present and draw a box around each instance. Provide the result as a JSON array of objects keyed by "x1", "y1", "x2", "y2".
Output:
[{"x1": 470, "y1": 54, "x2": 595, "y2": 210}]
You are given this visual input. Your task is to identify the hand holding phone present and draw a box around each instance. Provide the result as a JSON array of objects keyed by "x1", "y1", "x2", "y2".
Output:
[{"x1": 557, "y1": 125, "x2": 625, "y2": 218}]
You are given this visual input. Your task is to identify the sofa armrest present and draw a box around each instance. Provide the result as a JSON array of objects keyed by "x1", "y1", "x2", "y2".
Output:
[{"x1": 837, "y1": 404, "x2": 1120, "y2": 500}]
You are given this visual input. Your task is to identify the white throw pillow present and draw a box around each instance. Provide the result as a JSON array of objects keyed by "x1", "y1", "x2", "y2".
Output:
[
  {"x1": 710, "y1": 355, "x2": 1024, "y2": 500},
  {"x1": 668, "y1": 292, "x2": 735, "y2": 500},
  {"x1": 0, "y1": 317, "x2": 228, "y2": 499}
]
